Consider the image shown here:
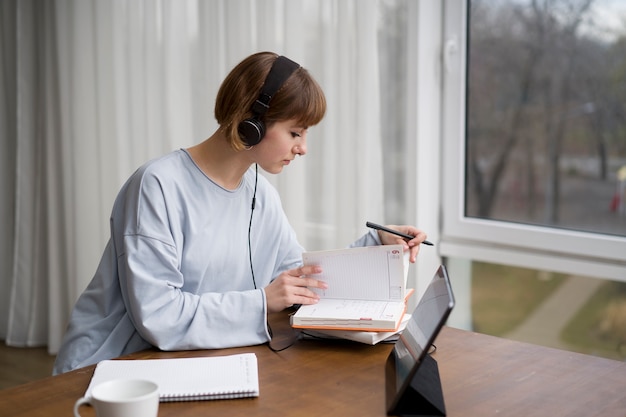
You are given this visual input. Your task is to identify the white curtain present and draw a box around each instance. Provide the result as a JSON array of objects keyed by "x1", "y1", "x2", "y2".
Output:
[{"x1": 0, "y1": 0, "x2": 385, "y2": 354}]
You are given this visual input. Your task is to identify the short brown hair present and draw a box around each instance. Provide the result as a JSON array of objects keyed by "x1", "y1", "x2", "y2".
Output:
[{"x1": 215, "y1": 52, "x2": 326, "y2": 150}]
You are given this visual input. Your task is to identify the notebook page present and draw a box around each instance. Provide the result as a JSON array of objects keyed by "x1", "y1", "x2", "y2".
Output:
[
  {"x1": 297, "y1": 299, "x2": 403, "y2": 320},
  {"x1": 303, "y1": 245, "x2": 407, "y2": 301},
  {"x1": 85, "y1": 353, "x2": 259, "y2": 401}
]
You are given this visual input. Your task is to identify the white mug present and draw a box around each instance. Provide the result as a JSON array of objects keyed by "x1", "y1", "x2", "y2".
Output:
[{"x1": 74, "y1": 379, "x2": 159, "y2": 417}]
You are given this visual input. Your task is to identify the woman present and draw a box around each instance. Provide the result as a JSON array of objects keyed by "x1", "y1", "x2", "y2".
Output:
[{"x1": 53, "y1": 52, "x2": 428, "y2": 374}]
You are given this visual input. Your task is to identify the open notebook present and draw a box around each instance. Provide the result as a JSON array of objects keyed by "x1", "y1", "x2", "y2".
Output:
[
  {"x1": 292, "y1": 245, "x2": 412, "y2": 332},
  {"x1": 85, "y1": 353, "x2": 259, "y2": 402}
]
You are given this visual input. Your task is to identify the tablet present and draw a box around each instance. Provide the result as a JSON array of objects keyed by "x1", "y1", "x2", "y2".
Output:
[{"x1": 385, "y1": 265, "x2": 455, "y2": 416}]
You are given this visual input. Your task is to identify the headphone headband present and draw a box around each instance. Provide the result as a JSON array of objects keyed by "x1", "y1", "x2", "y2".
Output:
[
  {"x1": 238, "y1": 55, "x2": 301, "y2": 147},
  {"x1": 251, "y1": 56, "x2": 300, "y2": 116}
]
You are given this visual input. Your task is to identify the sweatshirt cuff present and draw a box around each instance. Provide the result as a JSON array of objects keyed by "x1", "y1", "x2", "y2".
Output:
[{"x1": 348, "y1": 229, "x2": 382, "y2": 248}]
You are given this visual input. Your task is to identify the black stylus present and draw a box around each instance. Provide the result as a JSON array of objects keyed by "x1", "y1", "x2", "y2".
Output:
[{"x1": 366, "y1": 221, "x2": 434, "y2": 246}]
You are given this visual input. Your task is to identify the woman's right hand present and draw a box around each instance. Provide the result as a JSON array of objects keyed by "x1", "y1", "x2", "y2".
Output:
[{"x1": 264, "y1": 265, "x2": 327, "y2": 313}]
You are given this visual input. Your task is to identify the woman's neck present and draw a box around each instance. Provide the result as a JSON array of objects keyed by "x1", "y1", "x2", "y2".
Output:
[{"x1": 187, "y1": 131, "x2": 253, "y2": 190}]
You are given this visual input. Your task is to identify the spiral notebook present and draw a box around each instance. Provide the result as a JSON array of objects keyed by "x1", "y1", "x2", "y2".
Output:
[{"x1": 85, "y1": 353, "x2": 259, "y2": 402}]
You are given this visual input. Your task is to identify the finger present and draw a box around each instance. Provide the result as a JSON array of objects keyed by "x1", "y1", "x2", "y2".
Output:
[
  {"x1": 296, "y1": 296, "x2": 320, "y2": 306},
  {"x1": 282, "y1": 268, "x2": 328, "y2": 290},
  {"x1": 406, "y1": 230, "x2": 427, "y2": 246},
  {"x1": 292, "y1": 291, "x2": 322, "y2": 305},
  {"x1": 402, "y1": 225, "x2": 423, "y2": 235},
  {"x1": 406, "y1": 235, "x2": 422, "y2": 248},
  {"x1": 302, "y1": 277, "x2": 328, "y2": 290},
  {"x1": 289, "y1": 265, "x2": 322, "y2": 277},
  {"x1": 408, "y1": 245, "x2": 420, "y2": 263},
  {"x1": 391, "y1": 236, "x2": 410, "y2": 250},
  {"x1": 280, "y1": 284, "x2": 323, "y2": 306}
]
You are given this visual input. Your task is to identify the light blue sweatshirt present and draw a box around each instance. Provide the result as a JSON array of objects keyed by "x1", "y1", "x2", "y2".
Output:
[{"x1": 53, "y1": 150, "x2": 380, "y2": 374}]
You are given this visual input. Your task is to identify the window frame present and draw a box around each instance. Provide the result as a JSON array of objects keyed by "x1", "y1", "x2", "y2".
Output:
[{"x1": 439, "y1": 0, "x2": 626, "y2": 282}]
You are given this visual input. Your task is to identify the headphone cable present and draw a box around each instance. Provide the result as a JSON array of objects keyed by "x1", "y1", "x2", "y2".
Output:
[
  {"x1": 248, "y1": 164, "x2": 258, "y2": 289},
  {"x1": 248, "y1": 164, "x2": 300, "y2": 352}
]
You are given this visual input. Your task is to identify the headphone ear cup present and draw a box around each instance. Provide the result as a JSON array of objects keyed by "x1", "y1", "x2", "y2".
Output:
[{"x1": 238, "y1": 118, "x2": 266, "y2": 147}]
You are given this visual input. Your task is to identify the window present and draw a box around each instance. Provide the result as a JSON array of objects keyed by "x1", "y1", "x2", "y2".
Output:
[
  {"x1": 442, "y1": 0, "x2": 626, "y2": 361},
  {"x1": 442, "y1": 0, "x2": 626, "y2": 281}
]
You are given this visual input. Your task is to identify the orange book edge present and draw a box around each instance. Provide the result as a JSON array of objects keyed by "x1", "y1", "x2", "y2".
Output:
[{"x1": 291, "y1": 288, "x2": 415, "y2": 333}]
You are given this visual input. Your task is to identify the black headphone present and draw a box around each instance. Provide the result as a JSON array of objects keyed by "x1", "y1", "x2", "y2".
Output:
[{"x1": 238, "y1": 55, "x2": 300, "y2": 147}]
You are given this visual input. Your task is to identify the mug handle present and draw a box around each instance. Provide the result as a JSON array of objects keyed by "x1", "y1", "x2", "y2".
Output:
[{"x1": 73, "y1": 396, "x2": 91, "y2": 417}]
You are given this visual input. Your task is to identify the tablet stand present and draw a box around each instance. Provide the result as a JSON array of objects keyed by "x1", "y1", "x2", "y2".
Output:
[{"x1": 390, "y1": 354, "x2": 446, "y2": 417}]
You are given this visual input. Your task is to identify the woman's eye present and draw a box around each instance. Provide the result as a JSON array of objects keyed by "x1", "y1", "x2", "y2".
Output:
[{"x1": 291, "y1": 132, "x2": 301, "y2": 138}]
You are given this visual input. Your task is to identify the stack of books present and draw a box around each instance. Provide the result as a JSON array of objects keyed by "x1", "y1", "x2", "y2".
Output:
[{"x1": 291, "y1": 245, "x2": 413, "y2": 345}]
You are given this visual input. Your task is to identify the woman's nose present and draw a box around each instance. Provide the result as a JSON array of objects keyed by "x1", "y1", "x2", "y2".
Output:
[{"x1": 295, "y1": 138, "x2": 307, "y2": 155}]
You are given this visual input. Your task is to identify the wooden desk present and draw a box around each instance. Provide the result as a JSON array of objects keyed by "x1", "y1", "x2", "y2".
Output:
[{"x1": 1, "y1": 327, "x2": 625, "y2": 417}]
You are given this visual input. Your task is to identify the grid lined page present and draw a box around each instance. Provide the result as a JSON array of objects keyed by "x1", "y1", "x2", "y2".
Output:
[{"x1": 303, "y1": 245, "x2": 406, "y2": 301}]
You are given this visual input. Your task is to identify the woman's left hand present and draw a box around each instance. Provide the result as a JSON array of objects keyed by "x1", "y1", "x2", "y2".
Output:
[{"x1": 377, "y1": 225, "x2": 428, "y2": 263}]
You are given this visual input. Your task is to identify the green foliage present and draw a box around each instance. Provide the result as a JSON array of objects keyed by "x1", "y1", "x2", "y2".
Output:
[
  {"x1": 471, "y1": 261, "x2": 626, "y2": 361},
  {"x1": 561, "y1": 281, "x2": 626, "y2": 360},
  {"x1": 471, "y1": 262, "x2": 565, "y2": 335}
]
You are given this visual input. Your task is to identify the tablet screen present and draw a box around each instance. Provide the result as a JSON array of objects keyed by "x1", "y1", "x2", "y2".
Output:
[{"x1": 385, "y1": 265, "x2": 455, "y2": 413}]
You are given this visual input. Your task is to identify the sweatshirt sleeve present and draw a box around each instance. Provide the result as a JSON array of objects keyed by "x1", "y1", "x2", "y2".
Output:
[
  {"x1": 348, "y1": 229, "x2": 382, "y2": 248},
  {"x1": 118, "y1": 234, "x2": 270, "y2": 350}
]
